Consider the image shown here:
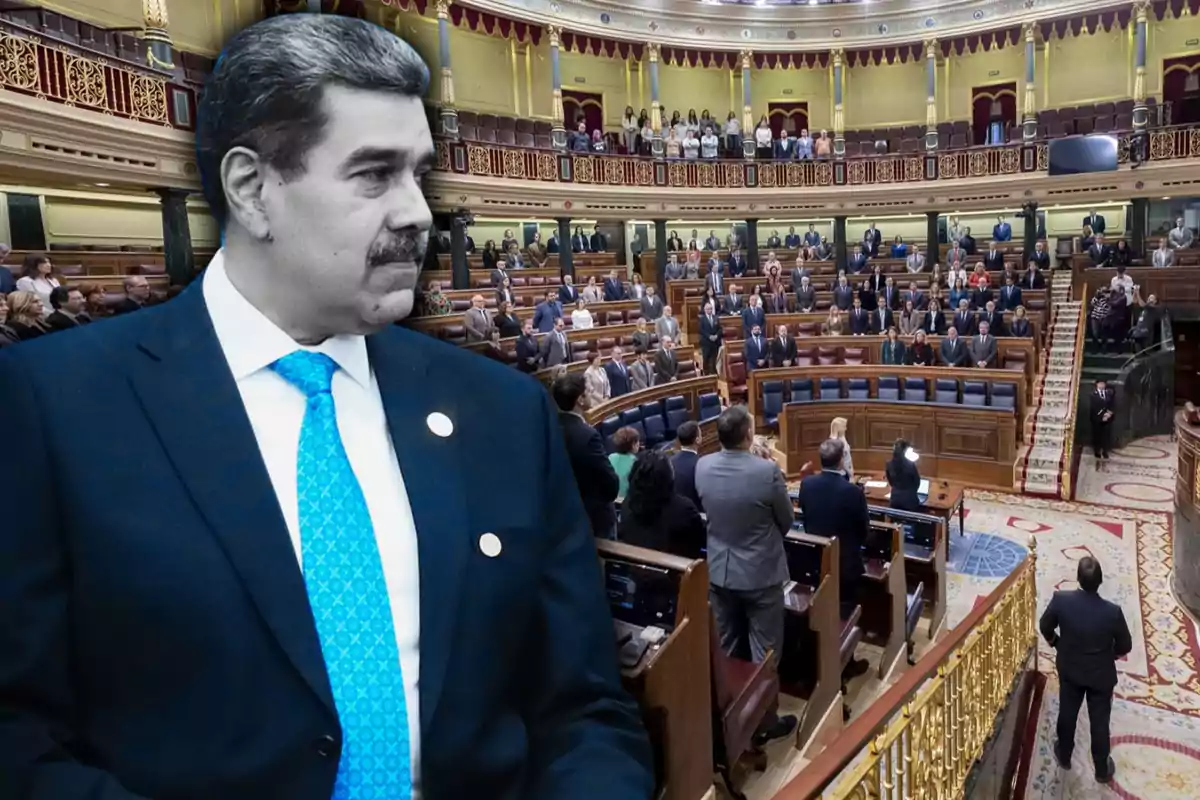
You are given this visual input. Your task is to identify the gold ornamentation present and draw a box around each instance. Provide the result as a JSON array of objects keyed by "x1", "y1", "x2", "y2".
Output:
[
  {"x1": 1134, "y1": 0, "x2": 1152, "y2": 23},
  {"x1": 939, "y1": 153, "x2": 959, "y2": 179},
  {"x1": 968, "y1": 150, "x2": 989, "y2": 176},
  {"x1": 847, "y1": 159, "x2": 866, "y2": 184},
  {"x1": 832, "y1": 48, "x2": 843, "y2": 69},
  {"x1": 904, "y1": 156, "x2": 923, "y2": 182},
  {"x1": 785, "y1": 162, "x2": 803, "y2": 187},
  {"x1": 723, "y1": 162, "x2": 744, "y2": 187},
  {"x1": 696, "y1": 161, "x2": 715, "y2": 188},
  {"x1": 435, "y1": 0, "x2": 452, "y2": 20},
  {"x1": 435, "y1": 140, "x2": 452, "y2": 172},
  {"x1": 552, "y1": 87, "x2": 564, "y2": 129},
  {"x1": 651, "y1": 100, "x2": 662, "y2": 135},
  {"x1": 467, "y1": 144, "x2": 491, "y2": 175},
  {"x1": 603, "y1": 157, "x2": 624, "y2": 184},
  {"x1": 633, "y1": 159, "x2": 654, "y2": 186},
  {"x1": 1135, "y1": 65, "x2": 1146, "y2": 104},
  {"x1": 1189, "y1": 128, "x2": 1200, "y2": 158},
  {"x1": 547, "y1": 25, "x2": 561, "y2": 49},
  {"x1": 742, "y1": 103, "x2": 753, "y2": 149},
  {"x1": 502, "y1": 149, "x2": 526, "y2": 179},
  {"x1": 1036, "y1": 144, "x2": 1048, "y2": 170},
  {"x1": 65, "y1": 55, "x2": 106, "y2": 108},
  {"x1": 142, "y1": 0, "x2": 169, "y2": 30},
  {"x1": 646, "y1": 42, "x2": 659, "y2": 63},
  {"x1": 668, "y1": 160, "x2": 686, "y2": 187},
  {"x1": 536, "y1": 152, "x2": 558, "y2": 181},
  {"x1": 1024, "y1": 21, "x2": 1036, "y2": 43},
  {"x1": 875, "y1": 158, "x2": 894, "y2": 183},
  {"x1": 924, "y1": 38, "x2": 938, "y2": 59},
  {"x1": 441, "y1": 66, "x2": 455, "y2": 108},
  {"x1": 0, "y1": 33, "x2": 40, "y2": 90},
  {"x1": 813, "y1": 160, "x2": 833, "y2": 186},
  {"x1": 574, "y1": 155, "x2": 595, "y2": 184},
  {"x1": 833, "y1": 104, "x2": 844, "y2": 136},
  {"x1": 759, "y1": 163, "x2": 777, "y2": 188},
  {"x1": 1151, "y1": 130, "x2": 1176, "y2": 160},
  {"x1": 998, "y1": 147, "x2": 1020, "y2": 174},
  {"x1": 129, "y1": 73, "x2": 167, "y2": 122},
  {"x1": 740, "y1": 49, "x2": 752, "y2": 71}
]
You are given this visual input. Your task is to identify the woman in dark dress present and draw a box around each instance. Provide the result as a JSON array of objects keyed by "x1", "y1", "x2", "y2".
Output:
[
  {"x1": 481, "y1": 239, "x2": 499, "y2": 271},
  {"x1": 493, "y1": 300, "x2": 522, "y2": 339},
  {"x1": 1113, "y1": 239, "x2": 1133, "y2": 267},
  {"x1": 885, "y1": 438, "x2": 922, "y2": 512},
  {"x1": 617, "y1": 451, "x2": 706, "y2": 560}
]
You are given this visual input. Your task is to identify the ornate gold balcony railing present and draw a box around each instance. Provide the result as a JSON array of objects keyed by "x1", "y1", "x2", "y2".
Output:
[
  {"x1": 0, "y1": 18, "x2": 192, "y2": 129},
  {"x1": 775, "y1": 540, "x2": 1038, "y2": 800},
  {"x1": 436, "y1": 127, "x2": 1200, "y2": 190}
]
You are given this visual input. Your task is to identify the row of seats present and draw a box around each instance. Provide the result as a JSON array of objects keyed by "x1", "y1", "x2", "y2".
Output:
[
  {"x1": 596, "y1": 392, "x2": 721, "y2": 451},
  {"x1": 735, "y1": 344, "x2": 1027, "y2": 370},
  {"x1": 759, "y1": 377, "x2": 1017, "y2": 426}
]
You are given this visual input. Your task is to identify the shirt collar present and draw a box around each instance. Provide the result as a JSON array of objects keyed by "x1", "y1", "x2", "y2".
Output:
[{"x1": 202, "y1": 249, "x2": 371, "y2": 389}]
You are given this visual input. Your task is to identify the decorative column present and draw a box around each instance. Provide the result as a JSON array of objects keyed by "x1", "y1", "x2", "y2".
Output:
[
  {"x1": 833, "y1": 215, "x2": 847, "y2": 272},
  {"x1": 1022, "y1": 23, "x2": 1038, "y2": 142},
  {"x1": 924, "y1": 39, "x2": 938, "y2": 151},
  {"x1": 436, "y1": 0, "x2": 459, "y2": 137},
  {"x1": 556, "y1": 217, "x2": 573, "y2": 278},
  {"x1": 832, "y1": 49, "x2": 846, "y2": 159},
  {"x1": 549, "y1": 26, "x2": 567, "y2": 149},
  {"x1": 449, "y1": 213, "x2": 469, "y2": 290},
  {"x1": 925, "y1": 211, "x2": 939, "y2": 257},
  {"x1": 1021, "y1": 201, "x2": 1039, "y2": 263},
  {"x1": 648, "y1": 43, "x2": 664, "y2": 158},
  {"x1": 741, "y1": 50, "x2": 755, "y2": 159},
  {"x1": 1130, "y1": 197, "x2": 1148, "y2": 254},
  {"x1": 654, "y1": 219, "x2": 668, "y2": 299},
  {"x1": 1132, "y1": 0, "x2": 1150, "y2": 132},
  {"x1": 142, "y1": 0, "x2": 174, "y2": 70},
  {"x1": 745, "y1": 219, "x2": 759, "y2": 273},
  {"x1": 154, "y1": 189, "x2": 193, "y2": 287}
]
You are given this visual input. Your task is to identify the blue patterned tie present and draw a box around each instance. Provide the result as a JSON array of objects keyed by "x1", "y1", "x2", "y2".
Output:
[{"x1": 271, "y1": 351, "x2": 412, "y2": 800}]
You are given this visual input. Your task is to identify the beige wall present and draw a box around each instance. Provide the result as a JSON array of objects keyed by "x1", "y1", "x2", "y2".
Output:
[
  {"x1": 1146, "y1": 13, "x2": 1200, "y2": 99},
  {"x1": 659, "y1": 64, "x2": 730, "y2": 124},
  {"x1": 751, "y1": 68, "x2": 832, "y2": 131},
  {"x1": 0, "y1": 186, "x2": 219, "y2": 249},
  {"x1": 562, "y1": 52, "x2": 632, "y2": 129},
  {"x1": 945, "y1": 45, "x2": 1028, "y2": 122},
  {"x1": 34, "y1": 0, "x2": 258, "y2": 56},
  {"x1": 845, "y1": 61, "x2": 926, "y2": 128},
  {"x1": 1045, "y1": 29, "x2": 1131, "y2": 108}
]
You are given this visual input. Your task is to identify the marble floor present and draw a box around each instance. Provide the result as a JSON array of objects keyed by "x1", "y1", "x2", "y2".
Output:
[{"x1": 734, "y1": 436, "x2": 1188, "y2": 800}]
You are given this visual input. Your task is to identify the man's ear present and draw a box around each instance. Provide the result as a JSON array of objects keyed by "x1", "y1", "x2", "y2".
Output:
[{"x1": 220, "y1": 146, "x2": 272, "y2": 242}]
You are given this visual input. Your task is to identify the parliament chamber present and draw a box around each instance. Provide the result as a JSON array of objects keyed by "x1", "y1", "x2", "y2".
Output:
[{"x1": 1, "y1": 0, "x2": 1199, "y2": 797}]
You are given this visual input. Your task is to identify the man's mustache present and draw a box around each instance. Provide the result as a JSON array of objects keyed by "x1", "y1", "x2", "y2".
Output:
[{"x1": 369, "y1": 234, "x2": 422, "y2": 267}]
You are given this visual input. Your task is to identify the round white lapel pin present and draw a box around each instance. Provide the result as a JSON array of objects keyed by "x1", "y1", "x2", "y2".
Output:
[
  {"x1": 426, "y1": 412, "x2": 454, "y2": 438},
  {"x1": 479, "y1": 533, "x2": 502, "y2": 558}
]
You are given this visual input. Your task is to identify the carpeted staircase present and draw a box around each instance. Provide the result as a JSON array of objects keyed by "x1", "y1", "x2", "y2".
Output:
[{"x1": 1014, "y1": 271, "x2": 1083, "y2": 497}]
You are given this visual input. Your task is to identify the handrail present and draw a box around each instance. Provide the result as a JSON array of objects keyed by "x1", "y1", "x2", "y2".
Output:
[
  {"x1": 1119, "y1": 308, "x2": 1174, "y2": 369},
  {"x1": 775, "y1": 539, "x2": 1038, "y2": 799},
  {"x1": 1061, "y1": 294, "x2": 1088, "y2": 499}
]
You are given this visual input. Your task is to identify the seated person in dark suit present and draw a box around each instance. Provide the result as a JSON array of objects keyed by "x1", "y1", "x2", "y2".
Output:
[
  {"x1": 553, "y1": 373, "x2": 620, "y2": 539},
  {"x1": 1039, "y1": 557, "x2": 1131, "y2": 785},
  {"x1": 113, "y1": 275, "x2": 151, "y2": 315},
  {"x1": 796, "y1": 439, "x2": 870, "y2": 677},
  {"x1": 45, "y1": 286, "x2": 92, "y2": 331},
  {"x1": 617, "y1": 450, "x2": 706, "y2": 560},
  {"x1": 671, "y1": 421, "x2": 702, "y2": 510}
]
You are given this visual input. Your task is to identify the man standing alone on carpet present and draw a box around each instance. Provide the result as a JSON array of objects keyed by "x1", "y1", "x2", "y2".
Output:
[{"x1": 1039, "y1": 556, "x2": 1132, "y2": 785}]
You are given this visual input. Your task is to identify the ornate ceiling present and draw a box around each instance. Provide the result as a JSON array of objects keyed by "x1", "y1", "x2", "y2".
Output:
[{"x1": 454, "y1": 0, "x2": 1133, "y2": 49}]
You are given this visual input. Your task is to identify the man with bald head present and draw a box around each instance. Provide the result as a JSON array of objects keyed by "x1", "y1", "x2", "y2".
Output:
[
  {"x1": 112, "y1": 275, "x2": 151, "y2": 315},
  {"x1": 463, "y1": 293, "x2": 495, "y2": 342}
]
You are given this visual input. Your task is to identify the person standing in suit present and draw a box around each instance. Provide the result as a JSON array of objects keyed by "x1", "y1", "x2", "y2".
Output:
[
  {"x1": 1040, "y1": 557, "x2": 1131, "y2": 784},
  {"x1": 1027, "y1": 241, "x2": 1051, "y2": 273},
  {"x1": 604, "y1": 345, "x2": 632, "y2": 396},
  {"x1": 552, "y1": 372, "x2": 621, "y2": 540},
  {"x1": 640, "y1": 285, "x2": 664, "y2": 322},
  {"x1": 655, "y1": 305, "x2": 681, "y2": 345},
  {"x1": 740, "y1": 293, "x2": 765, "y2": 336},
  {"x1": 629, "y1": 348, "x2": 655, "y2": 391},
  {"x1": 0, "y1": 15, "x2": 651, "y2": 800},
  {"x1": 833, "y1": 275, "x2": 854, "y2": 311},
  {"x1": 884, "y1": 439, "x2": 922, "y2": 511},
  {"x1": 794, "y1": 275, "x2": 816, "y2": 312},
  {"x1": 768, "y1": 323, "x2": 797, "y2": 368},
  {"x1": 727, "y1": 247, "x2": 747, "y2": 277},
  {"x1": 589, "y1": 225, "x2": 606, "y2": 253},
  {"x1": 983, "y1": 242, "x2": 1005, "y2": 272},
  {"x1": 546, "y1": 231, "x2": 560, "y2": 254},
  {"x1": 1090, "y1": 379, "x2": 1115, "y2": 463},
  {"x1": 872, "y1": 295, "x2": 893, "y2": 335},
  {"x1": 951, "y1": 299, "x2": 976, "y2": 336},
  {"x1": 654, "y1": 336, "x2": 679, "y2": 384},
  {"x1": 848, "y1": 297, "x2": 870, "y2": 335},
  {"x1": 993, "y1": 216, "x2": 1012, "y2": 242},
  {"x1": 671, "y1": 420, "x2": 703, "y2": 509},
  {"x1": 998, "y1": 275, "x2": 1023, "y2": 312},
  {"x1": 968, "y1": 320, "x2": 998, "y2": 367},
  {"x1": 979, "y1": 301, "x2": 1006, "y2": 336},
  {"x1": 847, "y1": 245, "x2": 868, "y2": 274},
  {"x1": 1089, "y1": 233, "x2": 1113, "y2": 268},
  {"x1": 558, "y1": 274, "x2": 580, "y2": 305},
  {"x1": 695, "y1": 405, "x2": 798, "y2": 744},
  {"x1": 905, "y1": 245, "x2": 926, "y2": 274},
  {"x1": 1083, "y1": 210, "x2": 1106, "y2": 235},
  {"x1": 940, "y1": 326, "x2": 967, "y2": 366},
  {"x1": 862, "y1": 223, "x2": 882, "y2": 257},
  {"x1": 514, "y1": 319, "x2": 540, "y2": 372},
  {"x1": 923, "y1": 299, "x2": 946, "y2": 335},
  {"x1": 744, "y1": 323, "x2": 768, "y2": 371},
  {"x1": 571, "y1": 226, "x2": 590, "y2": 253},
  {"x1": 723, "y1": 285, "x2": 743, "y2": 315},
  {"x1": 538, "y1": 316, "x2": 572, "y2": 367},
  {"x1": 796, "y1": 440, "x2": 870, "y2": 651},
  {"x1": 698, "y1": 301, "x2": 723, "y2": 375},
  {"x1": 462, "y1": 294, "x2": 495, "y2": 343},
  {"x1": 45, "y1": 286, "x2": 91, "y2": 332},
  {"x1": 784, "y1": 226, "x2": 801, "y2": 249},
  {"x1": 602, "y1": 269, "x2": 627, "y2": 301}
]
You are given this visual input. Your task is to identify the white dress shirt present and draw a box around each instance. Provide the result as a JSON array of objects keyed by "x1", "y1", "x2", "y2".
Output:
[
  {"x1": 16, "y1": 274, "x2": 60, "y2": 316},
  {"x1": 203, "y1": 251, "x2": 422, "y2": 792}
]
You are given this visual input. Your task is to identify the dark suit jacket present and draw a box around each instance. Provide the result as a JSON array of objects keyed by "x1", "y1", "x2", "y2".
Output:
[
  {"x1": 940, "y1": 336, "x2": 967, "y2": 366},
  {"x1": 794, "y1": 287, "x2": 816, "y2": 312},
  {"x1": 559, "y1": 411, "x2": 621, "y2": 541},
  {"x1": 740, "y1": 305, "x2": 765, "y2": 335},
  {"x1": 1039, "y1": 589, "x2": 1131, "y2": 690},
  {"x1": 1083, "y1": 214, "x2": 1106, "y2": 234},
  {"x1": 112, "y1": 297, "x2": 144, "y2": 316},
  {"x1": 969, "y1": 287, "x2": 993, "y2": 310},
  {"x1": 490, "y1": 267, "x2": 511, "y2": 287},
  {"x1": 589, "y1": 233, "x2": 606, "y2": 252},
  {"x1": 546, "y1": 237, "x2": 560, "y2": 254},
  {"x1": 833, "y1": 286, "x2": 854, "y2": 310},
  {"x1": 671, "y1": 450, "x2": 701, "y2": 510},
  {"x1": 515, "y1": 333, "x2": 540, "y2": 372},
  {"x1": 603, "y1": 278, "x2": 626, "y2": 302},
  {"x1": 768, "y1": 335, "x2": 797, "y2": 367},
  {"x1": 848, "y1": 308, "x2": 870, "y2": 335},
  {"x1": 951, "y1": 311, "x2": 976, "y2": 336},
  {"x1": 532, "y1": 301, "x2": 562, "y2": 333},
  {"x1": 1026, "y1": 253, "x2": 1050, "y2": 275},
  {"x1": 847, "y1": 254, "x2": 868, "y2": 274},
  {"x1": 605, "y1": 360, "x2": 632, "y2": 396},
  {"x1": 905, "y1": 343, "x2": 935, "y2": 366},
  {"x1": 571, "y1": 235, "x2": 589, "y2": 253},
  {"x1": 0, "y1": 266, "x2": 14, "y2": 294},
  {"x1": 654, "y1": 348, "x2": 679, "y2": 384},
  {"x1": 885, "y1": 457, "x2": 922, "y2": 511},
  {"x1": 640, "y1": 296, "x2": 664, "y2": 322},
  {"x1": 871, "y1": 308, "x2": 893, "y2": 334},
  {"x1": 968, "y1": 334, "x2": 997, "y2": 367},
  {"x1": 723, "y1": 293, "x2": 742, "y2": 314},
  {"x1": 744, "y1": 335, "x2": 768, "y2": 370},
  {"x1": 922, "y1": 310, "x2": 946, "y2": 336},
  {"x1": 558, "y1": 285, "x2": 580, "y2": 305},
  {"x1": 983, "y1": 250, "x2": 1005, "y2": 271},
  {"x1": 1090, "y1": 388, "x2": 1115, "y2": 427},
  {"x1": 618, "y1": 494, "x2": 705, "y2": 561},
  {"x1": 998, "y1": 285, "x2": 1023, "y2": 311},
  {"x1": 1089, "y1": 245, "x2": 1113, "y2": 268},
  {"x1": 698, "y1": 313, "x2": 723, "y2": 355},
  {"x1": 0, "y1": 285, "x2": 651, "y2": 800},
  {"x1": 979, "y1": 311, "x2": 1006, "y2": 336},
  {"x1": 797, "y1": 471, "x2": 869, "y2": 604},
  {"x1": 727, "y1": 255, "x2": 747, "y2": 277}
]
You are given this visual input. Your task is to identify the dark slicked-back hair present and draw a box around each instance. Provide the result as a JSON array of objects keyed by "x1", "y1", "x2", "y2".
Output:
[
  {"x1": 196, "y1": 14, "x2": 430, "y2": 226},
  {"x1": 716, "y1": 405, "x2": 752, "y2": 450},
  {"x1": 1078, "y1": 557, "x2": 1103, "y2": 593}
]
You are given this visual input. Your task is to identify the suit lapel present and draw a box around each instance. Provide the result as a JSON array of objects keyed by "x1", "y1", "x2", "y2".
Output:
[
  {"x1": 126, "y1": 283, "x2": 335, "y2": 713},
  {"x1": 368, "y1": 330, "x2": 470, "y2": 733}
]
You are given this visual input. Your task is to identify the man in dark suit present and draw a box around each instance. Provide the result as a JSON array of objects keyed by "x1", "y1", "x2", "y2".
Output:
[
  {"x1": 571, "y1": 226, "x2": 589, "y2": 253},
  {"x1": 113, "y1": 275, "x2": 151, "y2": 315},
  {"x1": 604, "y1": 345, "x2": 632, "y2": 396},
  {"x1": 833, "y1": 276, "x2": 854, "y2": 311},
  {"x1": 969, "y1": 277, "x2": 993, "y2": 310},
  {"x1": 695, "y1": 406, "x2": 798, "y2": 745},
  {"x1": 727, "y1": 247, "x2": 747, "y2": 277},
  {"x1": 514, "y1": 319, "x2": 540, "y2": 372},
  {"x1": 698, "y1": 301, "x2": 723, "y2": 375},
  {"x1": 589, "y1": 225, "x2": 606, "y2": 253},
  {"x1": 740, "y1": 294, "x2": 765, "y2": 336},
  {"x1": 862, "y1": 223, "x2": 881, "y2": 258},
  {"x1": 671, "y1": 420, "x2": 702, "y2": 509},
  {"x1": 666, "y1": 231, "x2": 684, "y2": 251},
  {"x1": 848, "y1": 297, "x2": 870, "y2": 335},
  {"x1": 654, "y1": 336, "x2": 679, "y2": 384},
  {"x1": 847, "y1": 245, "x2": 868, "y2": 274},
  {"x1": 940, "y1": 326, "x2": 967, "y2": 366},
  {"x1": 553, "y1": 373, "x2": 621, "y2": 540},
  {"x1": 1088, "y1": 233, "x2": 1113, "y2": 268},
  {"x1": 0, "y1": 16, "x2": 652, "y2": 800},
  {"x1": 992, "y1": 216, "x2": 1012, "y2": 242},
  {"x1": 1040, "y1": 557, "x2": 1131, "y2": 784},
  {"x1": 546, "y1": 231, "x2": 560, "y2": 253},
  {"x1": 489, "y1": 256, "x2": 511, "y2": 287},
  {"x1": 639, "y1": 285, "x2": 664, "y2": 321},
  {"x1": 905, "y1": 281, "x2": 927, "y2": 311},
  {"x1": 1090, "y1": 379, "x2": 1115, "y2": 462},
  {"x1": 45, "y1": 286, "x2": 91, "y2": 331},
  {"x1": 705, "y1": 230, "x2": 721, "y2": 251},
  {"x1": 784, "y1": 226, "x2": 801, "y2": 249},
  {"x1": 706, "y1": 260, "x2": 726, "y2": 297},
  {"x1": 978, "y1": 301, "x2": 1006, "y2": 337},
  {"x1": 1024, "y1": 260, "x2": 1047, "y2": 289},
  {"x1": 998, "y1": 275, "x2": 1023, "y2": 312},
  {"x1": 1027, "y1": 242, "x2": 1051, "y2": 273},
  {"x1": 952, "y1": 301, "x2": 976, "y2": 336},
  {"x1": 797, "y1": 440, "x2": 870, "y2": 649},
  {"x1": 1083, "y1": 210, "x2": 1106, "y2": 235},
  {"x1": 603, "y1": 269, "x2": 626, "y2": 301},
  {"x1": 768, "y1": 324, "x2": 797, "y2": 368},
  {"x1": 558, "y1": 274, "x2": 579, "y2": 305},
  {"x1": 959, "y1": 226, "x2": 976, "y2": 255},
  {"x1": 794, "y1": 276, "x2": 816, "y2": 313},
  {"x1": 724, "y1": 286, "x2": 743, "y2": 315},
  {"x1": 983, "y1": 243, "x2": 1005, "y2": 272},
  {"x1": 744, "y1": 324, "x2": 768, "y2": 371},
  {"x1": 968, "y1": 320, "x2": 998, "y2": 367},
  {"x1": 538, "y1": 317, "x2": 571, "y2": 367},
  {"x1": 871, "y1": 296, "x2": 893, "y2": 335},
  {"x1": 879, "y1": 277, "x2": 899, "y2": 311}
]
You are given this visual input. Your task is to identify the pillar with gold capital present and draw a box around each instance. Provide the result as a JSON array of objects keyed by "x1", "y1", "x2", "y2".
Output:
[
  {"x1": 1132, "y1": 0, "x2": 1151, "y2": 131},
  {"x1": 740, "y1": 50, "x2": 755, "y2": 159},
  {"x1": 831, "y1": 48, "x2": 845, "y2": 159},
  {"x1": 1022, "y1": 23, "x2": 1038, "y2": 142},
  {"x1": 142, "y1": 0, "x2": 174, "y2": 71},
  {"x1": 648, "y1": 43, "x2": 664, "y2": 157},
  {"x1": 548, "y1": 25, "x2": 567, "y2": 149},
  {"x1": 924, "y1": 39, "x2": 938, "y2": 151},
  {"x1": 436, "y1": 0, "x2": 458, "y2": 137}
]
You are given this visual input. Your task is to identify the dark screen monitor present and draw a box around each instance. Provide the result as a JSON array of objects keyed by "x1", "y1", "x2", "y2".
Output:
[
  {"x1": 1047, "y1": 135, "x2": 1118, "y2": 176},
  {"x1": 603, "y1": 558, "x2": 679, "y2": 631},
  {"x1": 784, "y1": 537, "x2": 824, "y2": 588}
]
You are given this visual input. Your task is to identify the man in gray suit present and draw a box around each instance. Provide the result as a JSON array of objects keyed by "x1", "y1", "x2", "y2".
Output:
[
  {"x1": 539, "y1": 317, "x2": 571, "y2": 367},
  {"x1": 968, "y1": 319, "x2": 998, "y2": 368},
  {"x1": 695, "y1": 405, "x2": 798, "y2": 745},
  {"x1": 655, "y1": 305, "x2": 682, "y2": 345},
  {"x1": 463, "y1": 294, "x2": 496, "y2": 343},
  {"x1": 640, "y1": 285, "x2": 664, "y2": 321},
  {"x1": 629, "y1": 349, "x2": 655, "y2": 391}
]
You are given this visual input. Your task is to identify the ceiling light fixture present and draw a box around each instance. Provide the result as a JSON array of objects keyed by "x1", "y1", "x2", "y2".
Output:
[{"x1": 94, "y1": 182, "x2": 110, "y2": 187}]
